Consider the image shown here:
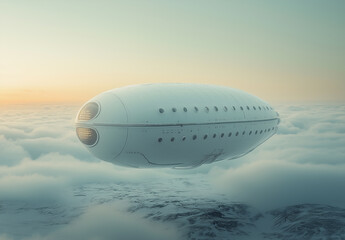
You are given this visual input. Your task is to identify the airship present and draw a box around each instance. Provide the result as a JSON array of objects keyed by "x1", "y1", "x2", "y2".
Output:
[{"x1": 75, "y1": 83, "x2": 280, "y2": 168}]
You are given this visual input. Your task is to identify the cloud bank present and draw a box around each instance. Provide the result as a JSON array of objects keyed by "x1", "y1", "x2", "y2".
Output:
[{"x1": 0, "y1": 103, "x2": 344, "y2": 239}]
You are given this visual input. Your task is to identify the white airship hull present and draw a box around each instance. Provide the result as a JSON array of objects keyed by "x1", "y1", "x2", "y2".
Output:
[{"x1": 75, "y1": 83, "x2": 279, "y2": 168}]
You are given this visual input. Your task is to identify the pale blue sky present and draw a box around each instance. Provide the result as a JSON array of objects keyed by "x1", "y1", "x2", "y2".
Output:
[{"x1": 1, "y1": 0, "x2": 345, "y2": 103}]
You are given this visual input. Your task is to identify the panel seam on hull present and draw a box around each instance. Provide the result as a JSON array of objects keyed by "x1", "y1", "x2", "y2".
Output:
[{"x1": 76, "y1": 118, "x2": 279, "y2": 128}]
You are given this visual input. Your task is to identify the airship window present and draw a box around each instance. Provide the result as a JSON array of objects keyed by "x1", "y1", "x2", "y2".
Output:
[
  {"x1": 76, "y1": 127, "x2": 98, "y2": 146},
  {"x1": 171, "y1": 137, "x2": 175, "y2": 142},
  {"x1": 205, "y1": 107, "x2": 209, "y2": 112},
  {"x1": 221, "y1": 133, "x2": 224, "y2": 138},
  {"x1": 260, "y1": 130, "x2": 263, "y2": 134},
  {"x1": 183, "y1": 107, "x2": 188, "y2": 112},
  {"x1": 159, "y1": 108, "x2": 164, "y2": 113},
  {"x1": 224, "y1": 106, "x2": 228, "y2": 112},
  {"x1": 158, "y1": 138, "x2": 163, "y2": 142},
  {"x1": 253, "y1": 106, "x2": 256, "y2": 110},
  {"x1": 268, "y1": 128, "x2": 271, "y2": 132},
  {"x1": 249, "y1": 131, "x2": 252, "y2": 135},
  {"x1": 246, "y1": 106, "x2": 250, "y2": 110},
  {"x1": 182, "y1": 136, "x2": 186, "y2": 141},
  {"x1": 232, "y1": 106, "x2": 236, "y2": 110},
  {"x1": 255, "y1": 130, "x2": 258, "y2": 135},
  {"x1": 258, "y1": 106, "x2": 261, "y2": 110},
  {"x1": 194, "y1": 106, "x2": 199, "y2": 112},
  {"x1": 242, "y1": 131, "x2": 245, "y2": 135},
  {"x1": 236, "y1": 132, "x2": 239, "y2": 136},
  {"x1": 240, "y1": 106, "x2": 243, "y2": 111},
  {"x1": 264, "y1": 129, "x2": 267, "y2": 133},
  {"x1": 228, "y1": 132, "x2": 232, "y2": 137},
  {"x1": 203, "y1": 134, "x2": 208, "y2": 140},
  {"x1": 78, "y1": 102, "x2": 100, "y2": 121},
  {"x1": 193, "y1": 135, "x2": 197, "y2": 140},
  {"x1": 172, "y1": 107, "x2": 177, "y2": 112},
  {"x1": 214, "y1": 106, "x2": 218, "y2": 111},
  {"x1": 213, "y1": 134, "x2": 216, "y2": 138}
]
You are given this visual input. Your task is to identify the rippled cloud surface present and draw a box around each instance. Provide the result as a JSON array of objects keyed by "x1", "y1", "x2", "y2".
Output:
[{"x1": 0, "y1": 103, "x2": 344, "y2": 240}]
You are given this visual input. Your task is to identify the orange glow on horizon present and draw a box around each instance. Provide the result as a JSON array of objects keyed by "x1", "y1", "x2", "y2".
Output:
[{"x1": 0, "y1": 87, "x2": 105, "y2": 105}]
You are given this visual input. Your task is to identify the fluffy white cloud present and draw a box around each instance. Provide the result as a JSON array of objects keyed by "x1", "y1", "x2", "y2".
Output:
[
  {"x1": 0, "y1": 173, "x2": 69, "y2": 202},
  {"x1": 0, "y1": 152, "x2": 175, "y2": 204},
  {"x1": 209, "y1": 160, "x2": 345, "y2": 210},
  {"x1": 0, "y1": 135, "x2": 29, "y2": 166},
  {"x1": 0, "y1": 103, "x2": 344, "y2": 239}
]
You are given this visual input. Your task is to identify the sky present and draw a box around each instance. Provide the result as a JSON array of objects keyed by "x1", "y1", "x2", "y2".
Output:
[
  {"x1": 1, "y1": 0, "x2": 345, "y2": 104},
  {"x1": 1, "y1": 1, "x2": 345, "y2": 239},
  {"x1": 0, "y1": 103, "x2": 345, "y2": 239}
]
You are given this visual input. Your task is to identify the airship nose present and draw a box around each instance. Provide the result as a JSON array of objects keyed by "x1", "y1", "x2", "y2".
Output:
[{"x1": 75, "y1": 92, "x2": 128, "y2": 162}]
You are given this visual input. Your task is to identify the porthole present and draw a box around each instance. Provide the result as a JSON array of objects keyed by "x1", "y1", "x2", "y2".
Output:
[
  {"x1": 223, "y1": 106, "x2": 228, "y2": 112},
  {"x1": 258, "y1": 106, "x2": 261, "y2": 110},
  {"x1": 221, "y1": 133, "x2": 224, "y2": 138},
  {"x1": 203, "y1": 134, "x2": 208, "y2": 140},
  {"x1": 249, "y1": 131, "x2": 252, "y2": 135},
  {"x1": 255, "y1": 130, "x2": 258, "y2": 135},
  {"x1": 183, "y1": 107, "x2": 188, "y2": 112},
  {"x1": 240, "y1": 106, "x2": 243, "y2": 111},
  {"x1": 236, "y1": 132, "x2": 239, "y2": 136},
  {"x1": 171, "y1": 137, "x2": 175, "y2": 142},
  {"x1": 172, "y1": 107, "x2": 177, "y2": 112},
  {"x1": 268, "y1": 128, "x2": 271, "y2": 132},
  {"x1": 214, "y1": 106, "x2": 218, "y2": 111},
  {"x1": 158, "y1": 138, "x2": 163, "y2": 142},
  {"x1": 264, "y1": 129, "x2": 267, "y2": 133},
  {"x1": 260, "y1": 130, "x2": 263, "y2": 134},
  {"x1": 78, "y1": 102, "x2": 100, "y2": 121},
  {"x1": 159, "y1": 108, "x2": 164, "y2": 113},
  {"x1": 266, "y1": 107, "x2": 269, "y2": 110},
  {"x1": 194, "y1": 106, "x2": 198, "y2": 112},
  {"x1": 213, "y1": 134, "x2": 216, "y2": 138},
  {"x1": 76, "y1": 127, "x2": 99, "y2": 146},
  {"x1": 253, "y1": 106, "x2": 256, "y2": 110},
  {"x1": 205, "y1": 107, "x2": 209, "y2": 112},
  {"x1": 182, "y1": 136, "x2": 186, "y2": 141},
  {"x1": 246, "y1": 106, "x2": 250, "y2": 110},
  {"x1": 242, "y1": 131, "x2": 245, "y2": 135},
  {"x1": 228, "y1": 132, "x2": 232, "y2": 137},
  {"x1": 193, "y1": 135, "x2": 197, "y2": 140},
  {"x1": 232, "y1": 106, "x2": 236, "y2": 110}
]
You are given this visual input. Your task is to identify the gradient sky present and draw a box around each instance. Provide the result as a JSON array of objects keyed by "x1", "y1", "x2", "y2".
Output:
[{"x1": 1, "y1": 0, "x2": 345, "y2": 104}]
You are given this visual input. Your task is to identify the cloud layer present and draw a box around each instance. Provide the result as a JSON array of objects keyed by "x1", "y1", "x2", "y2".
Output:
[{"x1": 0, "y1": 103, "x2": 344, "y2": 239}]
